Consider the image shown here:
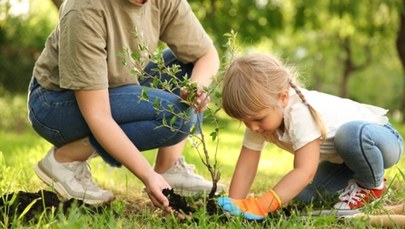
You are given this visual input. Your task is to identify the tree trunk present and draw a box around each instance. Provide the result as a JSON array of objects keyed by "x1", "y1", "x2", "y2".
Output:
[
  {"x1": 396, "y1": 1, "x2": 405, "y2": 123},
  {"x1": 340, "y1": 37, "x2": 372, "y2": 99},
  {"x1": 340, "y1": 38, "x2": 353, "y2": 98}
]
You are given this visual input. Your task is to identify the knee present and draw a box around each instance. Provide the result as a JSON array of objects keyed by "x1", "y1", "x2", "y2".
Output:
[
  {"x1": 169, "y1": 107, "x2": 196, "y2": 134},
  {"x1": 183, "y1": 110, "x2": 198, "y2": 133}
]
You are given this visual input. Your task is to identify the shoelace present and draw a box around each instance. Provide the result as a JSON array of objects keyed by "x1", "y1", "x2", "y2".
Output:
[
  {"x1": 186, "y1": 164, "x2": 195, "y2": 172},
  {"x1": 338, "y1": 181, "x2": 365, "y2": 205},
  {"x1": 177, "y1": 156, "x2": 193, "y2": 173},
  {"x1": 74, "y1": 162, "x2": 99, "y2": 190}
]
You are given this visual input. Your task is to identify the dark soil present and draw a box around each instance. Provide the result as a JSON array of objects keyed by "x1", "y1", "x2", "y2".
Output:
[
  {"x1": 0, "y1": 190, "x2": 106, "y2": 223},
  {"x1": 162, "y1": 188, "x2": 226, "y2": 222},
  {"x1": 1, "y1": 189, "x2": 293, "y2": 225},
  {"x1": 206, "y1": 197, "x2": 222, "y2": 216},
  {"x1": 161, "y1": 188, "x2": 298, "y2": 224},
  {"x1": 162, "y1": 188, "x2": 196, "y2": 215},
  {"x1": 2, "y1": 188, "x2": 222, "y2": 223}
]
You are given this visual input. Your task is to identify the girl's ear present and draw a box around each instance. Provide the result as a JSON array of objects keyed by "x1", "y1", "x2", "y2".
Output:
[{"x1": 279, "y1": 90, "x2": 289, "y2": 108}]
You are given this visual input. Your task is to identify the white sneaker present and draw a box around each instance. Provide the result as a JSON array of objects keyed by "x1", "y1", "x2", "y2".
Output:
[
  {"x1": 34, "y1": 147, "x2": 114, "y2": 205},
  {"x1": 160, "y1": 156, "x2": 225, "y2": 195}
]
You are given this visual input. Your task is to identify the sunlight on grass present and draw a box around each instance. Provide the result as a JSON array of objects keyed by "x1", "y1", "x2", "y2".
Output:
[
  {"x1": 1, "y1": 94, "x2": 405, "y2": 228},
  {"x1": 2, "y1": 109, "x2": 404, "y2": 199},
  {"x1": 0, "y1": 137, "x2": 52, "y2": 193}
]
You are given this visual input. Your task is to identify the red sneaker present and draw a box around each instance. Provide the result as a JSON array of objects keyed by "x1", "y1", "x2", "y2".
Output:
[{"x1": 333, "y1": 180, "x2": 385, "y2": 210}]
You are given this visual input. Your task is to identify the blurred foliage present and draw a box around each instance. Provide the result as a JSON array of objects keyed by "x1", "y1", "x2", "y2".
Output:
[
  {"x1": 189, "y1": 0, "x2": 404, "y2": 116},
  {"x1": 189, "y1": 0, "x2": 284, "y2": 51},
  {"x1": 0, "y1": 0, "x2": 57, "y2": 93},
  {"x1": 0, "y1": 0, "x2": 404, "y2": 119},
  {"x1": 0, "y1": 93, "x2": 30, "y2": 132}
]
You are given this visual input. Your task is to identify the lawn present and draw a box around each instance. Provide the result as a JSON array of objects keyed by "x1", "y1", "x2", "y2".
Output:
[{"x1": 0, "y1": 94, "x2": 404, "y2": 228}]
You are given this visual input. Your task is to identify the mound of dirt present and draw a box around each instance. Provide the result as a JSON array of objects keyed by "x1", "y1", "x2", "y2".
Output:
[
  {"x1": 162, "y1": 188, "x2": 196, "y2": 215},
  {"x1": 0, "y1": 190, "x2": 105, "y2": 222},
  {"x1": 162, "y1": 188, "x2": 224, "y2": 219}
]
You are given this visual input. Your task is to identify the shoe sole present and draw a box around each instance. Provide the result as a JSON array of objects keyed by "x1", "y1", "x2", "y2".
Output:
[{"x1": 34, "y1": 164, "x2": 110, "y2": 205}]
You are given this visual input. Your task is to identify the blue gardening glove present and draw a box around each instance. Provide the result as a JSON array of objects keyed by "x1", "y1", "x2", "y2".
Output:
[{"x1": 217, "y1": 190, "x2": 281, "y2": 221}]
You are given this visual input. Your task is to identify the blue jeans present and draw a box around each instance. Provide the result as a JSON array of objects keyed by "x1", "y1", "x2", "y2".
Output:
[
  {"x1": 28, "y1": 49, "x2": 198, "y2": 167},
  {"x1": 296, "y1": 121, "x2": 403, "y2": 204}
]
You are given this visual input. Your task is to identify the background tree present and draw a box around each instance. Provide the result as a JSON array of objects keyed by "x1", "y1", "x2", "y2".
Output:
[
  {"x1": 396, "y1": 0, "x2": 405, "y2": 122},
  {"x1": 1, "y1": 0, "x2": 404, "y2": 122},
  {"x1": 289, "y1": 0, "x2": 403, "y2": 113},
  {"x1": 0, "y1": 0, "x2": 57, "y2": 93},
  {"x1": 188, "y1": 0, "x2": 284, "y2": 54},
  {"x1": 188, "y1": 0, "x2": 404, "y2": 121}
]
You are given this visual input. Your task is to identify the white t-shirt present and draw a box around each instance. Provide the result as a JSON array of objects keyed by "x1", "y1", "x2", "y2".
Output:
[{"x1": 243, "y1": 87, "x2": 389, "y2": 164}]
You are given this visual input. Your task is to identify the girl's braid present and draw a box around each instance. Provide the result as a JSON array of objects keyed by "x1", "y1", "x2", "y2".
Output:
[
  {"x1": 289, "y1": 80, "x2": 309, "y2": 106},
  {"x1": 289, "y1": 80, "x2": 327, "y2": 140}
]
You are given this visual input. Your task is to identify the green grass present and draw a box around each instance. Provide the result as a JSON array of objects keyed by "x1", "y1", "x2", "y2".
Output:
[{"x1": 1, "y1": 94, "x2": 404, "y2": 228}]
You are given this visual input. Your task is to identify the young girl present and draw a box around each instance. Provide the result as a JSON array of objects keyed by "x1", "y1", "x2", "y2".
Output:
[{"x1": 217, "y1": 53, "x2": 403, "y2": 220}]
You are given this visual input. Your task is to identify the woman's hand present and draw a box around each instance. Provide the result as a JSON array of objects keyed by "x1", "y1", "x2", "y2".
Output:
[
  {"x1": 143, "y1": 172, "x2": 189, "y2": 219},
  {"x1": 143, "y1": 172, "x2": 172, "y2": 212},
  {"x1": 180, "y1": 86, "x2": 210, "y2": 113}
]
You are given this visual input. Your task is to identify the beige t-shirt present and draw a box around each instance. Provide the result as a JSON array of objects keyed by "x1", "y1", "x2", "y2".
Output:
[{"x1": 33, "y1": 0, "x2": 212, "y2": 90}]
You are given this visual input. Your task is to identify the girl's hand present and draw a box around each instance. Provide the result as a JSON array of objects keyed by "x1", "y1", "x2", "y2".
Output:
[
  {"x1": 217, "y1": 190, "x2": 281, "y2": 220},
  {"x1": 180, "y1": 86, "x2": 210, "y2": 113}
]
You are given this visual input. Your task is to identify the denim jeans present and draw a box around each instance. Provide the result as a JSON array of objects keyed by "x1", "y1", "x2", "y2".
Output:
[
  {"x1": 295, "y1": 121, "x2": 403, "y2": 204},
  {"x1": 28, "y1": 49, "x2": 198, "y2": 167}
]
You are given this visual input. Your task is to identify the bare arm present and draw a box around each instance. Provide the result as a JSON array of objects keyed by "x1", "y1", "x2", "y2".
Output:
[
  {"x1": 273, "y1": 138, "x2": 320, "y2": 204},
  {"x1": 74, "y1": 89, "x2": 171, "y2": 211},
  {"x1": 217, "y1": 140, "x2": 320, "y2": 219},
  {"x1": 190, "y1": 44, "x2": 220, "y2": 88},
  {"x1": 183, "y1": 45, "x2": 219, "y2": 112},
  {"x1": 229, "y1": 146, "x2": 261, "y2": 199}
]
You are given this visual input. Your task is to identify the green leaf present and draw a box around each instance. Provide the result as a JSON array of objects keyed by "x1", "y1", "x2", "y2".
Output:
[
  {"x1": 215, "y1": 91, "x2": 222, "y2": 99},
  {"x1": 130, "y1": 67, "x2": 142, "y2": 76},
  {"x1": 152, "y1": 77, "x2": 159, "y2": 87},
  {"x1": 140, "y1": 89, "x2": 149, "y2": 100},
  {"x1": 137, "y1": 44, "x2": 144, "y2": 51},
  {"x1": 7, "y1": 192, "x2": 18, "y2": 206},
  {"x1": 153, "y1": 98, "x2": 159, "y2": 108},
  {"x1": 131, "y1": 52, "x2": 140, "y2": 60},
  {"x1": 168, "y1": 104, "x2": 174, "y2": 112},
  {"x1": 210, "y1": 131, "x2": 217, "y2": 141},
  {"x1": 169, "y1": 116, "x2": 177, "y2": 126},
  {"x1": 17, "y1": 198, "x2": 40, "y2": 220}
]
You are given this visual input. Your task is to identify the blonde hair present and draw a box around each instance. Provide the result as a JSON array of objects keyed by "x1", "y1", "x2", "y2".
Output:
[{"x1": 221, "y1": 53, "x2": 327, "y2": 142}]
